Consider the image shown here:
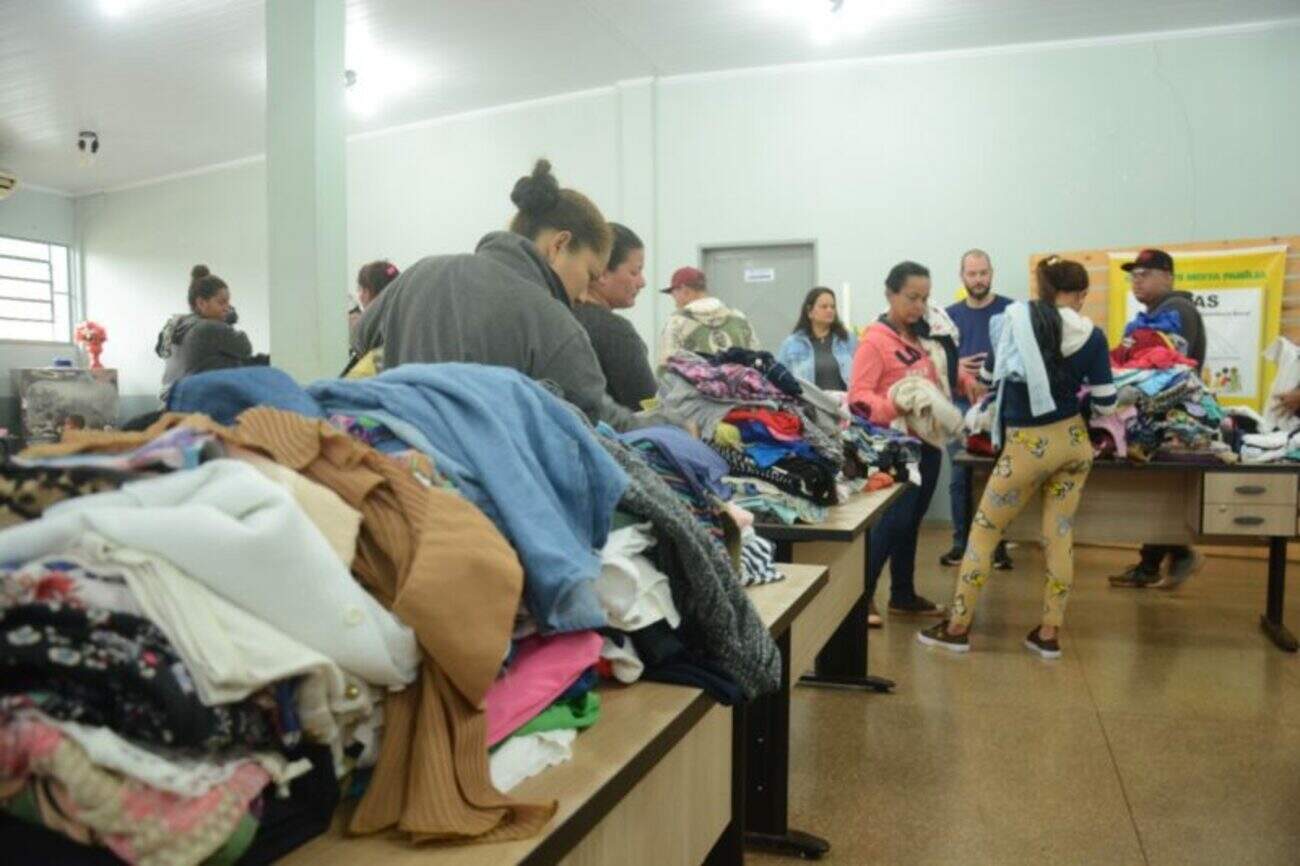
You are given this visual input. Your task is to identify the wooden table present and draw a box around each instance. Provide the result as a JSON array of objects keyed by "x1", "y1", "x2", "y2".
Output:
[
  {"x1": 278, "y1": 563, "x2": 829, "y2": 866},
  {"x1": 958, "y1": 454, "x2": 1300, "y2": 653},
  {"x1": 746, "y1": 485, "x2": 906, "y2": 859},
  {"x1": 755, "y1": 485, "x2": 906, "y2": 692}
]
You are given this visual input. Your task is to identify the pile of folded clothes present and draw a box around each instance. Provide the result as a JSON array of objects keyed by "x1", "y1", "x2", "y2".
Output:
[
  {"x1": 617, "y1": 425, "x2": 784, "y2": 589},
  {"x1": 843, "y1": 416, "x2": 921, "y2": 488},
  {"x1": 658, "y1": 350, "x2": 847, "y2": 521},
  {"x1": 1096, "y1": 319, "x2": 1233, "y2": 463},
  {"x1": 1, "y1": 363, "x2": 782, "y2": 865}
]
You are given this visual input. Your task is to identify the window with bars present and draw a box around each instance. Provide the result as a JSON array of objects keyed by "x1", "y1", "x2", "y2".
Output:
[{"x1": 0, "y1": 235, "x2": 73, "y2": 343}]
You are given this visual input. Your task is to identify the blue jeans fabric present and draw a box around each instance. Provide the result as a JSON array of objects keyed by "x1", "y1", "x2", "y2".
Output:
[{"x1": 868, "y1": 443, "x2": 943, "y2": 605}]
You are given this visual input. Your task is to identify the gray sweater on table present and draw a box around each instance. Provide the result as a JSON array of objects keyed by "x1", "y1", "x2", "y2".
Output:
[{"x1": 353, "y1": 231, "x2": 641, "y2": 431}]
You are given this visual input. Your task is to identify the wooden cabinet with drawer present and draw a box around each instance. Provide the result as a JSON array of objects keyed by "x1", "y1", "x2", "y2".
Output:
[{"x1": 1191, "y1": 472, "x2": 1299, "y2": 537}]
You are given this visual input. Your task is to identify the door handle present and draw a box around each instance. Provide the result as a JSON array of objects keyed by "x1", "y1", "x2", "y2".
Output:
[
  {"x1": 1233, "y1": 516, "x2": 1266, "y2": 526},
  {"x1": 1235, "y1": 485, "x2": 1267, "y2": 495}
]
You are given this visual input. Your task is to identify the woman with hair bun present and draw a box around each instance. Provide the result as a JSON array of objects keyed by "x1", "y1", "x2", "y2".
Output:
[
  {"x1": 354, "y1": 159, "x2": 651, "y2": 430},
  {"x1": 156, "y1": 264, "x2": 255, "y2": 400},
  {"x1": 348, "y1": 260, "x2": 401, "y2": 339}
]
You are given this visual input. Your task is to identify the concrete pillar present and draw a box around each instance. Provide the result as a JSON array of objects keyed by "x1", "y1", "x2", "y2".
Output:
[{"x1": 266, "y1": 0, "x2": 348, "y2": 381}]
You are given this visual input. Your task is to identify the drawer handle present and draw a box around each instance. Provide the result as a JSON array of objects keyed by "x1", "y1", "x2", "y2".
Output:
[
  {"x1": 1232, "y1": 516, "x2": 1266, "y2": 527},
  {"x1": 1235, "y1": 485, "x2": 1268, "y2": 495}
]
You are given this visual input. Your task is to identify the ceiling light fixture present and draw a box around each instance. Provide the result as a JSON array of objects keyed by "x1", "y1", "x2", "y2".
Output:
[
  {"x1": 345, "y1": 15, "x2": 422, "y2": 119},
  {"x1": 764, "y1": 0, "x2": 903, "y2": 44},
  {"x1": 99, "y1": 0, "x2": 146, "y2": 16}
]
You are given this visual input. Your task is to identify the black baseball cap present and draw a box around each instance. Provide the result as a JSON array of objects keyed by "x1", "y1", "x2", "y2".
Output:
[{"x1": 1121, "y1": 248, "x2": 1174, "y2": 274}]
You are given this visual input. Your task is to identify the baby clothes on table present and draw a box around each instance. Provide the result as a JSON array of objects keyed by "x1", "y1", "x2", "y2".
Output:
[
  {"x1": 0, "y1": 459, "x2": 419, "y2": 690},
  {"x1": 484, "y1": 632, "x2": 603, "y2": 747},
  {"x1": 739, "y1": 529, "x2": 783, "y2": 587},
  {"x1": 511, "y1": 692, "x2": 601, "y2": 739},
  {"x1": 0, "y1": 714, "x2": 270, "y2": 866},
  {"x1": 598, "y1": 634, "x2": 644, "y2": 684},
  {"x1": 488, "y1": 729, "x2": 577, "y2": 794},
  {"x1": 0, "y1": 601, "x2": 280, "y2": 752},
  {"x1": 596, "y1": 524, "x2": 682, "y2": 632},
  {"x1": 0, "y1": 464, "x2": 132, "y2": 530}
]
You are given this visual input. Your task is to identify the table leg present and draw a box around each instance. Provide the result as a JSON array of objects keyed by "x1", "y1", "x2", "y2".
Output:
[
  {"x1": 743, "y1": 630, "x2": 831, "y2": 860},
  {"x1": 1261, "y1": 536, "x2": 1298, "y2": 653},
  {"x1": 772, "y1": 539, "x2": 895, "y2": 693}
]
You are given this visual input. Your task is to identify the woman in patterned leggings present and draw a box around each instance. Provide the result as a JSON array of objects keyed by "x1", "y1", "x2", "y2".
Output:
[{"x1": 918, "y1": 257, "x2": 1117, "y2": 659}]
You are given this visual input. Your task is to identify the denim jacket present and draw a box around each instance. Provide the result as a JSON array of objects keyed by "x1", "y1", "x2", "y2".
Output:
[{"x1": 776, "y1": 331, "x2": 856, "y2": 388}]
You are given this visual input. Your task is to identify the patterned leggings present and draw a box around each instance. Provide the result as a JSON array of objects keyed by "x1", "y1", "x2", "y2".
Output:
[{"x1": 950, "y1": 415, "x2": 1094, "y2": 629}]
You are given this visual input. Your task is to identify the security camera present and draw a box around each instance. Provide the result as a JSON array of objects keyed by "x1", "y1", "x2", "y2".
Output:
[{"x1": 77, "y1": 131, "x2": 99, "y2": 155}]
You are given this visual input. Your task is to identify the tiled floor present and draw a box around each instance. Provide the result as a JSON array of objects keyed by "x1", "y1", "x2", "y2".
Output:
[{"x1": 753, "y1": 526, "x2": 1300, "y2": 866}]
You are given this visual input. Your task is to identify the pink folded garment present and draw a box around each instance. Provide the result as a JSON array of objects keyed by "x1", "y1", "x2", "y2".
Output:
[
  {"x1": 1089, "y1": 406, "x2": 1136, "y2": 459},
  {"x1": 484, "y1": 631, "x2": 603, "y2": 746}
]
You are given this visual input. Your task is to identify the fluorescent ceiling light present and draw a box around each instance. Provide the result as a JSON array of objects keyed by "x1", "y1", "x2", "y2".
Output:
[
  {"x1": 346, "y1": 14, "x2": 424, "y2": 119},
  {"x1": 100, "y1": 0, "x2": 144, "y2": 15},
  {"x1": 764, "y1": 0, "x2": 905, "y2": 44}
]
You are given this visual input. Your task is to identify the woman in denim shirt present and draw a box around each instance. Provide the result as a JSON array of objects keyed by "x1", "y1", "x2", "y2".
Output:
[{"x1": 775, "y1": 287, "x2": 857, "y2": 392}]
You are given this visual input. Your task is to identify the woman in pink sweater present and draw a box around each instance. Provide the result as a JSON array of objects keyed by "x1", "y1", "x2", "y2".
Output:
[{"x1": 850, "y1": 261, "x2": 980, "y2": 623}]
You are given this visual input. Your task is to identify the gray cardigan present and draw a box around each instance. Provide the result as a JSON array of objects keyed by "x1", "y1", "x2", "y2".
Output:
[
  {"x1": 354, "y1": 232, "x2": 642, "y2": 431},
  {"x1": 156, "y1": 314, "x2": 254, "y2": 400}
]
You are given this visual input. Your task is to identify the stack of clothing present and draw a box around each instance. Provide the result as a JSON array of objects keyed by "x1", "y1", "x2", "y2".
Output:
[
  {"x1": 0, "y1": 363, "x2": 783, "y2": 865},
  {"x1": 1098, "y1": 322, "x2": 1230, "y2": 463},
  {"x1": 842, "y1": 416, "x2": 921, "y2": 490},
  {"x1": 658, "y1": 351, "x2": 846, "y2": 520},
  {"x1": 617, "y1": 426, "x2": 781, "y2": 588}
]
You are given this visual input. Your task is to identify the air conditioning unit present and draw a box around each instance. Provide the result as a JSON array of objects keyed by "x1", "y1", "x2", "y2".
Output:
[{"x1": 0, "y1": 169, "x2": 17, "y2": 200}]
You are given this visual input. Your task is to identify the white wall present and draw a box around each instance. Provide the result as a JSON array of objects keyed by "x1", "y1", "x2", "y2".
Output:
[
  {"x1": 78, "y1": 163, "x2": 270, "y2": 401},
  {"x1": 0, "y1": 188, "x2": 78, "y2": 417},
  {"x1": 73, "y1": 22, "x2": 1300, "y2": 522},
  {"x1": 76, "y1": 89, "x2": 625, "y2": 401},
  {"x1": 653, "y1": 23, "x2": 1300, "y2": 519},
  {"x1": 0, "y1": 187, "x2": 75, "y2": 246}
]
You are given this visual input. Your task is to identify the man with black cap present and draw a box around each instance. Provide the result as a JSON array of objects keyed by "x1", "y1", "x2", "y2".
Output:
[
  {"x1": 1110, "y1": 248, "x2": 1208, "y2": 589},
  {"x1": 656, "y1": 266, "x2": 759, "y2": 369}
]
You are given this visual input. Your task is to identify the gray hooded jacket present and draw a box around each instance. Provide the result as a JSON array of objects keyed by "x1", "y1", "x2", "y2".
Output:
[
  {"x1": 155, "y1": 314, "x2": 253, "y2": 401},
  {"x1": 1148, "y1": 290, "x2": 1207, "y2": 369},
  {"x1": 353, "y1": 231, "x2": 642, "y2": 431}
]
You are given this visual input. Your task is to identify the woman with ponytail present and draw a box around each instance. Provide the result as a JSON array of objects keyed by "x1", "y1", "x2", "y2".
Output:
[
  {"x1": 353, "y1": 159, "x2": 653, "y2": 430},
  {"x1": 156, "y1": 265, "x2": 255, "y2": 400},
  {"x1": 348, "y1": 260, "x2": 401, "y2": 344},
  {"x1": 917, "y1": 256, "x2": 1116, "y2": 660}
]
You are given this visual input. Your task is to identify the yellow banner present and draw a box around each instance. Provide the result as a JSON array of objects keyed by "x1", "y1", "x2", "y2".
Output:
[{"x1": 1108, "y1": 246, "x2": 1287, "y2": 409}]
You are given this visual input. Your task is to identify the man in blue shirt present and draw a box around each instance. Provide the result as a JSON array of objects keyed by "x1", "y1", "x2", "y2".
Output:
[{"x1": 941, "y1": 249, "x2": 1013, "y2": 569}]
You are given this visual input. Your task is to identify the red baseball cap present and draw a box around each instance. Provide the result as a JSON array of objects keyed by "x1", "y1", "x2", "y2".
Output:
[
  {"x1": 661, "y1": 266, "x2": 706, "y2": 294},
  {"x1": 1121, "y1": 248, "x2": 1175, "y2": 274}
]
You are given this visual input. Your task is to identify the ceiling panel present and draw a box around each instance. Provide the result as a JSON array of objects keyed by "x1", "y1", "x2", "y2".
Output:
[{"x1": 0, "y1": 0, "x2": 1294, "y2": 194}]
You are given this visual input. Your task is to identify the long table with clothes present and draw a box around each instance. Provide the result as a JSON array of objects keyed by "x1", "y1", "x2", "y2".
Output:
[
  {"x1": 276, "y1": 563, "x2": 830, "y2": 866},
  {"x1": 957, "y1": 454, "x2": 1300, "y2": 652},
  {"x1": 743, "y1": 485, "x2": 906, "y2": 860},
  {"x1": 0, "y1": 360, "x2": 830, "y2": 866}
]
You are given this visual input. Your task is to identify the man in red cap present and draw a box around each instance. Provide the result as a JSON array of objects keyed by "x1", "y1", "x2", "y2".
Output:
[
  {"x1": 656, "y1": 266, "x2": 759, "y2": 369},
  {"x1": 1110, "y1": 248, "x2": 1208, "y2": 589}
]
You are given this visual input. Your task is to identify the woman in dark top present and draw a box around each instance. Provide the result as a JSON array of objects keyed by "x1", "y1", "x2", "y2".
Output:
[
  {"x1": 156, "y1": 265, "x2": 255, "y2": 400},
  {"x1": 775, "y1": 287, "x2": 857, "y2": 392},
  {"x1": 572, "y1": 223, "x2": 658, "y2": 411}
]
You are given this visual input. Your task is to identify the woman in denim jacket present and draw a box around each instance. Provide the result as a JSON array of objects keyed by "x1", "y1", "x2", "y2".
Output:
[{"x1": 775, "y1": 287, "x2": 857, "y2": 392}]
